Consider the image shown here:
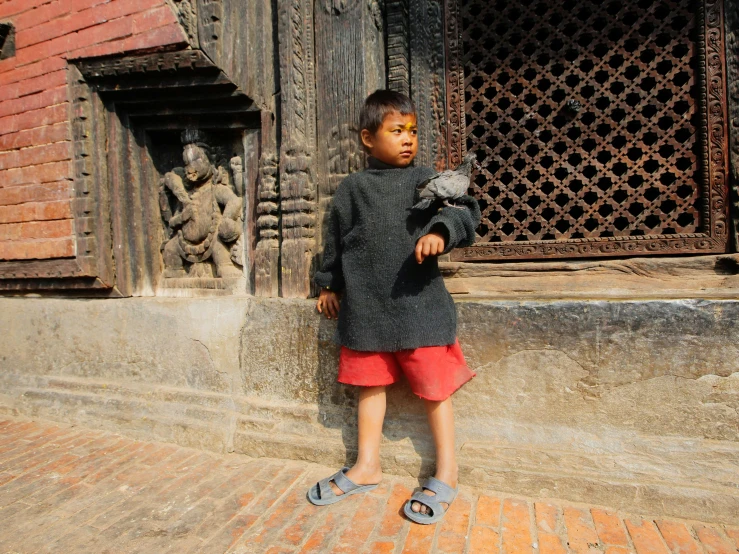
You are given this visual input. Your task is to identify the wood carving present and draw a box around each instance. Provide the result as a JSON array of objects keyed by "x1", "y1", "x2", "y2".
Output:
[
  {"x1": 411, "y1": 0, "x2": 447, "y2": 170},
  {"x1": 444, "y1": 0, "x2": 730, "y2": 261},
  {"x1": 726, "y1": 0, "x2": 739, "y2": 251},
  {"x1": 386, "y1": 0, "x2": 410, "y2": 95},
  {"x1": 159, "y1": 130, "x2": 243, "y2": 280},
  {"x1": 277, "y1": 0, "x2": 318, "y2": 298},
  {"x1": 167, "y1": 0, "x2": 198, "y2": 46}
]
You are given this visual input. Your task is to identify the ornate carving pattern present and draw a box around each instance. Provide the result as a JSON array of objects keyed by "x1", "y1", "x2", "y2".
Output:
[
  {"x1": 277, "y1": 0, "x2": 318, "y2": 296},
  {"x1": 386, "y1": 0, "x2": 410, "y2": 95},
  {"x1": 411, "y1": 0, "x2": 447, "y2": 170},
  {"x1": 445, "y1": 0, "x2": 729, "y2": 260},
  {"x1": 169, "y1": 0, "x2": 198, "y2": 45},
  {"x1": 726, "y1": 0, "x2": 739, "y2": 251}
]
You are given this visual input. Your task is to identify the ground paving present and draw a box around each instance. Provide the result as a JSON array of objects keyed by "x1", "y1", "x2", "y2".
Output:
[{"x1": 0, "y1": 417, "x2": 736, "y2": 554}]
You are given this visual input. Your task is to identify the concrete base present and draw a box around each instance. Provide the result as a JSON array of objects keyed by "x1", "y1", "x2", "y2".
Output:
[{"x1": 0, "y1": 297, "x2": 737, "y2": 524}]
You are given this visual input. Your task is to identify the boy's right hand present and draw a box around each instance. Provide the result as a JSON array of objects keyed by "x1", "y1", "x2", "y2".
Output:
[{"x1": 316, "y1": 288, "x2": 341, "y2": 320}]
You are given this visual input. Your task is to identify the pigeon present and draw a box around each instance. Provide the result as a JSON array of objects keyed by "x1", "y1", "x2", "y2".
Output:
[{"x1": 411, "y1": 153, "x2": 482, "y2": 211}]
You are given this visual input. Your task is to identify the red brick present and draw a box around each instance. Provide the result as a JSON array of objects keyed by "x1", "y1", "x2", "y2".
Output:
[
  {"x1": 476, "y1": 494, "x2": 502, "y2": 528},
  {"x1": 0, "y1": 200, "x2": 72, "y2": 223},
  {"x1": 0, "y1": 70, "x2": 67, "y2": 103},
  {"x1": 14, "y1": 0, "x2": 107, "y2": 33},
  {"x1": 534, "y1": 502, "x2": 559, "y2": 534},
  {"x1": 369, "y1": 541, "x2": 396, "y2": 554},
  {"x1": 0, "y1": 87, "x2": 67, "y2": 120},
  {"x1": 605, "y1": 548, "x2": 632, "y2": 554},
  {"x1": 436, "y1": 492, "x2": 472, "y2": 553},
  {"x1": 501, "y1": 499, "x2": 534, "y2": 554},
  {"x1": 469, "y1": 526, "x2": 500, "y2": 554},
  {"x1": 694, "y1": 525, "x2": 736, "y2": 554},
  {"x1": 16, "y1": 0, "x2": 126, "y2": 48},
  {"x1": 0, "y1": 104, "x2": 68, "y2": 137},
  {"x1": 330, "y1": 494, "x2": 383, "y2": 553},
  {"x1": 0, "y1": 236, "x2": 75, "y2": 260},
  {"x1": 0, "y1": 0, "x2": 55, "y2": 19},
  {"x1": 0, "y1": 182, "x2": 70, "y2": 207},
  {"x1": 0, "y1": 124, "x2": 71, "y2": 152},
  {"x1": 725, "y1": 528, "x2": 739, "y2": 550},
  {"x1": 535, "y1": 503, "x2": 567, "y2": 554},
  {"x1": 401, "y1": 515, "x2": 437, "y2": 554},
  {"x1": 68, "y1": 23, "x2": 187, "y2": 60},
  {"x1": 563, "y1": 506, "x2": 600, "y2": 554},
  {"x1": 592, "y1": 508, "x2": 630, "y2": 547},
  {"x1": 624, "y1": 519, "x2": 670, "y2": 554},
  {"x1": 654, "y1": 520, "x2": 701, "y2": 554},
  {"x1": 0, "y1": 141, "x2": 72, "y2": 171},
  {"x1": 0, "y1": 57, "x2": 66, "y2": 87},
  {"x1": 379, "y1": 482, "x2": 413, "y2": 537},
  {"x1": 300, "y1": 512, "x2": 340, "y2": 553},
  {"x1": 1, "y1": 160, "x2": 73, "y2": 187},
  {"x1": 0, "y1": 219, "x2": 73, "y2": 240}
]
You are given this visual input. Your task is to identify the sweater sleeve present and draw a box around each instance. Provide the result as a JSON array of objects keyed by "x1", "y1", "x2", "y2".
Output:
[
  {"x1": 418, "y1": 194, "x2": 482, "y2": 255},
  {"x1": 313, "y1": 181, "x2": 351, "y2": 291}
]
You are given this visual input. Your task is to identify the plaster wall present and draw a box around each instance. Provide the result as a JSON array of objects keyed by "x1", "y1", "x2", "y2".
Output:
[{"x1": 0, "y1": 297, "x2": 737, "y2": 524}]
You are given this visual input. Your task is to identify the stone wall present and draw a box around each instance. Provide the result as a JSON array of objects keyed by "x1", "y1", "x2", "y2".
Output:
[{"x1": 1, "y1": 296, "x2": 737, "y2": 525}]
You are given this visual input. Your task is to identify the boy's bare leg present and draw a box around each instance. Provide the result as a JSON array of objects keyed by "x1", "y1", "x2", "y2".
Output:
[
  {"x1": 330, "y1": 385, "x2": 386, "y2": 495},
  {"x1": 411, "y1": 396, "x2": 458, "y2": 514}
]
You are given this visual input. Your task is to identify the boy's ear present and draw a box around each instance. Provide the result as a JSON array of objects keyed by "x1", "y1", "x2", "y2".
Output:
[{"x1": 360, "y1": 129, "x2": 374, "y2": 150}]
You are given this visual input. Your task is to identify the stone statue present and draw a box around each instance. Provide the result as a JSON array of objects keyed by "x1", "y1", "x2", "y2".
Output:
[{"x1": 159, "y1": 129, "x2": 244, "y2": 279}]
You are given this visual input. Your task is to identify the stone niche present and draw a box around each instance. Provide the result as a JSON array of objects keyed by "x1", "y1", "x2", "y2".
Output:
[{"x1": 71, "y1": 50, "x2": 263, "y2": 296}]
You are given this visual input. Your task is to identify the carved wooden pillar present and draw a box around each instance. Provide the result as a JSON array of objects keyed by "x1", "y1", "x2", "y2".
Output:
[
  {"x1": 726, "y1": 0, "x2": 739, "y2": 252},
  {"x1": 409, "y1": 0, "x2": 447, "y2": 171},
  {"x1": 276, "y1": 0, "x2": 319, "y2": 298},
  {"x1": 313, "y1": 0, "x2": 386, "y2": 297}
]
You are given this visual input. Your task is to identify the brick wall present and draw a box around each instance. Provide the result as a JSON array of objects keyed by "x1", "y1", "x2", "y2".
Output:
[{"x1": 0, "y1": 0, "x2": 187, "y2": 262}]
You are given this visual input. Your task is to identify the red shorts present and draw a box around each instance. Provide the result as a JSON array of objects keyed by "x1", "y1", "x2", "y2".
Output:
[{"x1": 338, "y1": 338, "x2": 476, "y2": 401}]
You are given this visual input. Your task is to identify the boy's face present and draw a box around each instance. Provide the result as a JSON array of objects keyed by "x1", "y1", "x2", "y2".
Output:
[{"x1": 361, "y1": 111, "x2": 418, "y2": 167}]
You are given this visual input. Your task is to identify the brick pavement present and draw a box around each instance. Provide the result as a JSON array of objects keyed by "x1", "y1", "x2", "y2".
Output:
[{"x1": 0, "y1": 417, "x2": 737, "y2": 554}]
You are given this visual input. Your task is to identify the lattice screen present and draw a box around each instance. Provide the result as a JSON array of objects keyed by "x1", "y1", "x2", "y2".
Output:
[{"x1": 444, "y1": 0, "x2": 730, "y2": 260}]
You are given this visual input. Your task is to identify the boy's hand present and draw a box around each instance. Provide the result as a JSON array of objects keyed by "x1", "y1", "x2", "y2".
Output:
[
  {"x1": 316, "y1": 288, "x2": 341, "y2": 319},
  {"x1": 415, "y1": 231, "x2": 445, "y2": 263}
]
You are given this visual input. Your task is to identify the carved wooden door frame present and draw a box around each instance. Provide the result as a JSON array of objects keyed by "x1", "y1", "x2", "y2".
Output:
[{"x1": 444, "y1": 0, "x2": 731, "y2": 261}]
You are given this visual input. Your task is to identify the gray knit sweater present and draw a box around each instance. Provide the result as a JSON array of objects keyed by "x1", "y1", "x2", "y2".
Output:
[{"x1": 314, "y1": 156, "x2": 481, "y2": 351}]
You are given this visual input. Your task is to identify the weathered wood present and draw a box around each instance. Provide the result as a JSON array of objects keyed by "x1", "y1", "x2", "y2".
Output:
[
  {"x1": 386, "y1": 0, "x2": 410, "y2": 96},
  {"x1": 410, "y1": 0, "x2": 447, "y2": 170},
  {"x1": 725, "y1": 0, "x2": 739, "y2": 252},
  {"x1": 313, "y1": 0, "x2": 385, "y2": 298},
  {"x1": 440, "y1": 253, "x2": 739, "y2": 299},
  {"x1": 275, "y1": 0, "x2": 319, "y2": 298},
  {"x1": 242, "y1": 129, "x2": 260, "y2": 294}
]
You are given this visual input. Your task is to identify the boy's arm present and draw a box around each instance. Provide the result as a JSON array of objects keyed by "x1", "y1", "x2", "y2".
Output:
[{"x1": 418, "y1": 194, "x2": 482, "y2": 255}]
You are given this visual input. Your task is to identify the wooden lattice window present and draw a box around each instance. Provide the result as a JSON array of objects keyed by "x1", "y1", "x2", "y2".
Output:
[{"x1": 444, "y1": 0, "x2": 730, "y2": 260}]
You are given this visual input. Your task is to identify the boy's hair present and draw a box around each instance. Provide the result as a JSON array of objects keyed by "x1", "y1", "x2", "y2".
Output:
[{"x1": 359, "y1": 89, "x2": 416, "y2": 134}]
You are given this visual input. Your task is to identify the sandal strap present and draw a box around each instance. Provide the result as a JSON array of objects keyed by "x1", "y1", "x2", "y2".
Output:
[
  {"x1": 420, "y1": 477, "x2": 458, "y2": 504},
  {"x1": 331, "y1": 467, "x2": 358, "y2": 494},
  {"x1": 409, "y1": 490, "x2": 444, "y2": 516},
  {"x1": 317, "y1": 476, "x2": 337, "y2": 500}
]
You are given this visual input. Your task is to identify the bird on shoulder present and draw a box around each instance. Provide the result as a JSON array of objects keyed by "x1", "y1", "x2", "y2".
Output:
[{"x1": 410, "y1": 152, "x2": 482, "y2": 211}]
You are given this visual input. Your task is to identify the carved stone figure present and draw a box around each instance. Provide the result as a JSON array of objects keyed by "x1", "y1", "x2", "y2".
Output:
[{"x1": 159, "y1": 129, "x2": 243, "y2": 279}]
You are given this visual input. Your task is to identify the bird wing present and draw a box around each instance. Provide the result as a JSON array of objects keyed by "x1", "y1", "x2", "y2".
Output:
[{"x1": 430, "y1": 172, "x2": 471, "y2": 199}]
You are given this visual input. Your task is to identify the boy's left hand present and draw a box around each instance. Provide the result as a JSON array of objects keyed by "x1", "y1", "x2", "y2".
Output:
[{"x1": 415, "y1": 231, "x2": 445, "y2": 263}]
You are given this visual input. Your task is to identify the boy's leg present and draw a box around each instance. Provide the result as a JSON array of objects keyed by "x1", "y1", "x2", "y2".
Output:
[
  {"x1": 330, "y1": 385, "x2": 386, "y2": 495},
  {"x1": 411, "y1": 396, "x2": 458, "y2": 514}
]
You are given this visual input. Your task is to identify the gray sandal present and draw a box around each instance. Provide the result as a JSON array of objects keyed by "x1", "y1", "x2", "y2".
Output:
[
  {"x1": 306, "y1": 467, "x2": 379, "y2": 506},
  {"x1": 403, "y1": 476, "x2": 458, "y2": 524}
]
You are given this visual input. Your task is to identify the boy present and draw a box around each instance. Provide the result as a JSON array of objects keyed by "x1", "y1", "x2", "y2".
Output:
[{"x1": 308, "y1": 90, "x2": 481, "y2": 525}]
